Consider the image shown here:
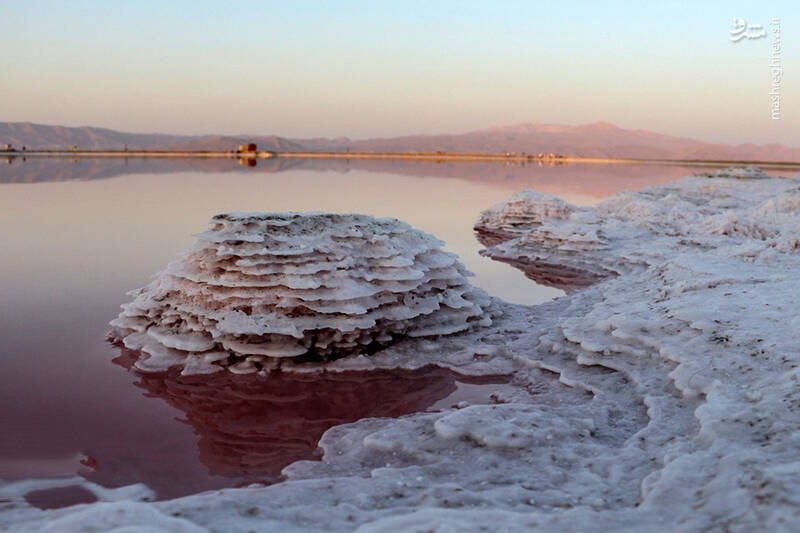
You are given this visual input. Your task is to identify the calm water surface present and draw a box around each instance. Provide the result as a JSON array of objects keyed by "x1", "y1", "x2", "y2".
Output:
[{"x1": 2, "y1": 158, "x2": 775, "y2": 504}]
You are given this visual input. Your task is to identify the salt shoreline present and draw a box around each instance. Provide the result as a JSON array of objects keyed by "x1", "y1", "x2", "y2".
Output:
[{"x1": 2, "y1": 169, "x2": 799, "y2": 531}]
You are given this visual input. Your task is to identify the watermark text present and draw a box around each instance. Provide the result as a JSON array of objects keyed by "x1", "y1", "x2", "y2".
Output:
[{"x1": 769, "y1": 18, "x2": 781, "y2": 120}]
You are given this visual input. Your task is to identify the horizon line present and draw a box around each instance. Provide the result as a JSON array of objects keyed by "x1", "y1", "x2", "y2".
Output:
[{"x1": 2, "y1": 119, "x2": 798, "y2": 150}]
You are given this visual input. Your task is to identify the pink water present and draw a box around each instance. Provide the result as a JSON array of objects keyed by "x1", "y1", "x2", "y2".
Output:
[{"x1": 2, "y1": 158, "x2": 784, "y2": 508}]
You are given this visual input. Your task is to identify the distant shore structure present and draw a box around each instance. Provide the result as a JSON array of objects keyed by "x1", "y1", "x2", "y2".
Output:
[{"x1": 1, "y1": 147, "x2": 799, "y2": 171}]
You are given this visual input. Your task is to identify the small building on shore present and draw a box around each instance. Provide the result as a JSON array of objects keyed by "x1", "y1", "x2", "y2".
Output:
[{"x1": 237, "y1": 143, "x2": 257, "y2": 153}]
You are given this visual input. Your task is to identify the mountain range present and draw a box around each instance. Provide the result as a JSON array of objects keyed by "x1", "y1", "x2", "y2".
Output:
[{"x1": 2, "y1": 121, "x2": 798, "y2": 162}]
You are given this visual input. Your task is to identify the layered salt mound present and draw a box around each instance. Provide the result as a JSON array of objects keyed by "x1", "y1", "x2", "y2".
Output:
[{"x1": 110, "y1": 213, "x2": 491, "y2": 373}]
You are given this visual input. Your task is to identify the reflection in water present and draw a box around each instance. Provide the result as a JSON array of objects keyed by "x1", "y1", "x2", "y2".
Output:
[
  {"x1": 92, "y1": 348, "x2": 507, "y2": 500},
  {"x1": 0, "y1": 156, "x2": 257, "y2": 183},
  {"x1": 481, "y1": 253, "x2": 608, "y2": 291},
  {"x1": 473, "y1": 230, "x2": 610, "y2": 292},
  {"x1": 5, "y1": 155, "x2": 794, "y2": 199}
]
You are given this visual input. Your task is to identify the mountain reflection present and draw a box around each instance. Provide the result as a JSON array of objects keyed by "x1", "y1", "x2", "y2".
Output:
[{"x1": 0, "y1": 155, "x2": 719, "y2": 199}]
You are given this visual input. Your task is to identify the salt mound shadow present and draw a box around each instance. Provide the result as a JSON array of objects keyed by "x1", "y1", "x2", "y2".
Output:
[{"x1": 88, "y1": 349, "x2": 509, "y2": 500}]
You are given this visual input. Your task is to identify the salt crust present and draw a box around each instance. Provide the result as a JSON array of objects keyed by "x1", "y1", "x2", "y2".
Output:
[
  {"x1": 4, "y1": 169, "x2": 800, "y2": 531},
  {"x1": 108, "y1": 212, "x2": 492, "y2": 373}
]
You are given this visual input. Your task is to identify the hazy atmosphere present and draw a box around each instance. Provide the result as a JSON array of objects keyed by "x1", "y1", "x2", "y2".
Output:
[{"x1": 1, "y1": 0, "x2": 797, "y2": 145}]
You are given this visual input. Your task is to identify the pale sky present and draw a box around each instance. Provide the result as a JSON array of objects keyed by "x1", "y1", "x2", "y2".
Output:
[{"x1": 0, "y1": 0, "x2": 797, "y2": 145}]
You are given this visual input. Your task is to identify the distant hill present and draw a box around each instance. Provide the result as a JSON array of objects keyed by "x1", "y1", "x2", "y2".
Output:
[
  {"x1": 0, "y1": 122, "x2": 197, "y2": 150},
  {"x1": 2, "y1": 120, "x2": 799, "y2": 162},
  {"x1": 0, "y1": 122, "x2": 302, "y2": 152},
  {"x1": 300, "y1": 122, "x2": 800, "y2": 162}
]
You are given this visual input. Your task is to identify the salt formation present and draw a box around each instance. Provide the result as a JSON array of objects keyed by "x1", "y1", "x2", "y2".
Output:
[
  {"x1": 6, "y1": 168, "x2": 800, "y2": 532},
  {"x1": 109, "y1": 213, "x2": 491, "y2": 373},
  {"x1": 474, "y1": 190, "x2": 574, "y2": 245},
  {"x1": 692, "y1": 165, "x2": 771, "y2": 179},
  {"x1": 475, "y1": 190, "x2": 619, "y2": 289},
  {"x1": 476, "y1": 167, "x2": 799, "y2": 290}
]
